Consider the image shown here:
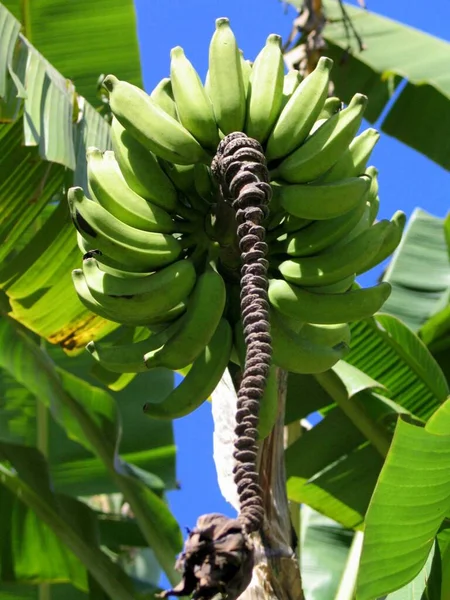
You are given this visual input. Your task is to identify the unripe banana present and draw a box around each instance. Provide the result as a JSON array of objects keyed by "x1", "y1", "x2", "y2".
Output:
[
  {"x1": 110, "y1": 117, "x2": 178, "y2": 212},
  {"x1": 239, "y1": 50, "x2": 252, "y2": 98},
  {"x1": 144, "y1": 263, "x2": 226, "y2": 370},
  {"x1": 277, "y1": 219, "x2": 390, "y2": 286},
  {"x1": 299, "y1": 322, "x2": 351, "y2": 347},
  {"x1": 208, "y1": 18, "x2": 246, "y2": 134},
  {"x1": 271, "y1": 93, "x2": 368, "y2": 183},
  {"x1": 317, "y1": 96, "x2": 342, "y2": 120},
  {"x1": 170, "y1": 46, "x2": 220, "y2": 150},
  {"x1": 87, "y1": 148, "x2": 175, "y2": 233},
  {"x1": 68, "y1": 187, "x2": 182, "y2": 271},
  {"x1": 308, "y1": 274, "x2": 356, "y2": 294},
  {"x1": 143, "y1": 318, "x2": 232, "y2": 419},
  {"x1": 150, "y1": 77, "x2": 178, "y2": 120},
  {"x1": 82, "y1": 256, "x2": 196, "y2": 298},
  {"x1": 265, "y1": 56, "x2": 333, "y2": 161},
  {"x1": 283, "y1": 215, "x2": 312, "y2": 234},
  {"x1": 275, "y1": 174, "x2": 370, "y2": 220},
  {"x1": 72, "y1": 269, "x2": 120, "y2": 322},
  {"x1": 194, "y1": 163, "x2": 216, "y2": 203},
  {"x1": 269, "y1": 278, "x2": 392, "y2": 324},
  {"x1": 280, "y1": 70, "x2": 302, "y2": 110},
  {"x1": 271, "y1": 309, "x2": 348, "y2": 374},
  {"x1": 245, "y1": 34, "x2": 284, "y2": 144},
  {"x1": 366, "y1": 166, "x2": 380, "y2": 222},
  {"x1": 359, "y1": 210, "x2": 406, "y2": 273},
  {"x1": 103, "y1": 75, "x2": 210, "y2": 165},
  {"x1": 270, "y1": 195, "x2": 366, "y2": 257},
  {"x1": 321, "y1": 128, "x2": 380, "y2": 183},
  {"x1": 82, "y1": 260, "x2": 193, "y2": 327},
  {"x1": 86, "y1": 320, "x2": 183, "y2": 373}
]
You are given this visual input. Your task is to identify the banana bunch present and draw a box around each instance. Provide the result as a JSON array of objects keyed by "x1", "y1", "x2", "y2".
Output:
[{"x1": 67, "y1": 17, "x2": 405, "y2": 431}]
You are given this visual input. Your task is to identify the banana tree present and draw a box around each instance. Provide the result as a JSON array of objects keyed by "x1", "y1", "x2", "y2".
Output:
[{"x1": 1, "y1": 1, "x2": 450, "y2": 600}]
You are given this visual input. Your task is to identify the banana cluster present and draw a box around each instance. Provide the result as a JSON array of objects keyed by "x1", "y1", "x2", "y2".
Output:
[{"x1": 69, "y1": 17, "x2": 405, "y2": 425}]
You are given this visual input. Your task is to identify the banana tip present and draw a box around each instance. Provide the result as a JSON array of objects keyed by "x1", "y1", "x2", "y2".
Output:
[
  {"x1": 102, "y1": 74, "x2": 118, "y2": 93},
  {"x1": 215, "y1": 17, "x2": 230, "y2": 27}
]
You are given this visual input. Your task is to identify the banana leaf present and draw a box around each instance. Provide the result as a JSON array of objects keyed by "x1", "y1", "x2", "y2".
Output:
[
  {"x1": 285, "y1": 305, "x2": 448, "y2": 528},
  {"x1": 284, "y1": 0, "x2": 450, "y2": 170},
  {"x1": 0, "y1": 316, "x2": 182, "y2": 585},
  {"x1": 1, "y1": 0, "x2": 141, "y2": 109},
  {"x1": 356, "y1": 398, "x2": 450, "y2": 599},
  {"x1": 379, "y1": 209, "x2": 450, "y2": 332}
]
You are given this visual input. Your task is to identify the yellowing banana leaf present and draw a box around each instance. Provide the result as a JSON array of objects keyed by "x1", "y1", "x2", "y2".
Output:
[
  {"x1": 0, "y1": 5, "x2": 123, "y2": 347},
  {"x1": 0, "y1": 443, "x2": 136, "y2": 600},
  {"x1": 380, "y1": 209, "x2": 450, "y2": 332},
  {"x1": 285, "y1": 1, "x2": 450, "y2": 170},
  {"x1": 0, "y1": 317, "x2": 182, "y2": 584},
  {"x1": 356, "y1": 399, "x2": 450, "y2": 600}
]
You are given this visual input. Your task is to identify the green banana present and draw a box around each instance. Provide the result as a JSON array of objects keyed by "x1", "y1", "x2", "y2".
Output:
[
  {"x1": 144, "y1": 263, "x2": 226, "y2": 370},
  {"x1": 271, "y1": 309, "x2": 348, "y2": 374},
  {"x1": 270, "y1": 194, "x2": 367, "y2": 257},
  {"x1": 143, "y1": 318, "x2": 232, "y2": 419},
  {"x1": 87, "y1": 148, "x2": 175, "y2": 233},
  {"x1": 82, "y1": 256, "x2": 196, "y2": 298},
  {"x1": 269, "y1": 278, "x2": 392, "y2": 324},
  {"x1": 299, "y1": 322, "x2": 351, "y2": 347},
  {"x1": 103, "y1": 75, "x2": 210, "y2": 165},
  {"x1": 280, "y1": 70, "x2": 301, "y2": 110},
  {"x1": 308, "y1": 274, "x2": 356, "y2": 294},
  {"x1": 110, "y1": 117, "x2": 178, "y2": 212},
  {"x1": 68, "y1": 187, "x2": 182, "y2": 271},
  {"x1": 150, "y1": 77, "x2": 179, "y2": 120},
  {"x1": 90, "y1": 363, "x2": 136, "y2": 392},
  {"x1": 82, "y1": 266, "x2": 192, "y2": 326},
  {"x1": 265, "y1": 56, "x2": 333, "y2": 161},
  {"x1": 194, "y1": 163, "x2": 216, "y2": 203},
  {"x1": 283, "y1": 215, "x2": 313, "y2": 234},
  {"x1": 321, "y1": 128, "x2": 380, "y2": 183},
  {"x1": 245, "y1": 33, "x2": 284, "y2": 143},
  {"x1": 359, "y1": 210, "x2": 406, "y2": 274},
  {"x1": 317, "y1": 96, "x2": 342, "y2": 120},
  {"x1": 275, "y1": 174, "x2": 370, "y2": 220},
  {"x1": 271, "y1": 93, "x2": 368, "y2": 183},
  {"x1": 160, "y1": 161, "x2": 196, "y2": 194},
  {"x1": 72, "y1": 269, "x2": 121, "y2": 322},
  {"x1": 239, "y1": 50, "x2": 252, "y2": 98},
  {"x1": 86, "y1": 320, "x2": 183, "y2": 373},
  {"x1": 208, "y1": 18, "x2": 246, "y2": 134},
  {"x1": 278, "y1": 219, "x2": 390, "y2": 286},
  {"x1": 170, "y1": 46, "x2": 220, "y2": 149}
]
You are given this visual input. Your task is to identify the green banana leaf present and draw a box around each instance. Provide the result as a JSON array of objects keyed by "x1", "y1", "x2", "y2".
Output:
[
  {"x1": 1, "y1": 0, "x2": 141, "y2": 109},
  {"x1": 0, "y1": 355, "x2": 177, "y2": 496},
  {"x1": 284, "y1": 0, "x2": 450, "y2": 170},
  {"x1": 380, "y1": 209, "x2": 450, "y2": 333},
  {"x1": 285, "y1": 305, "x2": 448, "y2": 528},
  {"x1": 0, "y1": 443, "x2": 136, "y2": 600},
  {"x1": 0, "y1": 316, "x2": 182, "y2": 585},
  {"x1": 300, "y1": 505, "x2": 354, "y2": 600},
  {"x1": 384, "y1": 542, "x2": 441, "y2": 600},
  {"x1": 356, "y1": 399, "x2": 450, "y2": 600}
]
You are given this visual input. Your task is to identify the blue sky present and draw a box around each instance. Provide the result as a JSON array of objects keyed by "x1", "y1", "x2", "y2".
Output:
[{"x1": 132, "y1": 0, "x2": 449, "y2": 575}]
